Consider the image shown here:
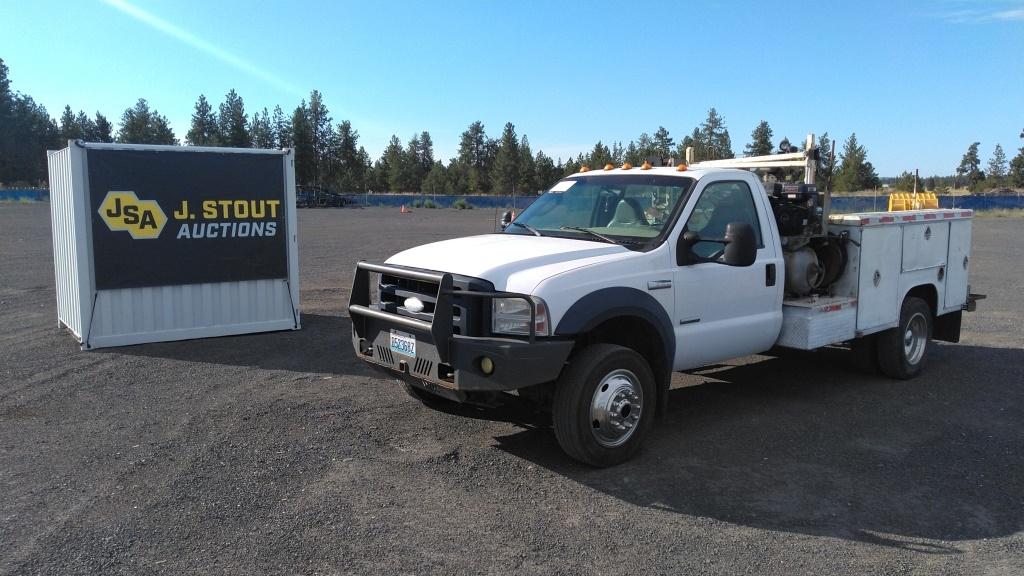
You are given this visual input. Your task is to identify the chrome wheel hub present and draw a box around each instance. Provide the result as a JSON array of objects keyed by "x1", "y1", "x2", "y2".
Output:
[
  {"x1": 903, "y1": 312, "x2": 928, "y2": 366},
  {"x1": 590, "y1": 369, "x2": 643, "y2": 448}
]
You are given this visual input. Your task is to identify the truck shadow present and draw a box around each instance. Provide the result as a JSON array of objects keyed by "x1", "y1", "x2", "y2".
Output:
[
  {"x1": 492, "y1": 343, "x2": 1024, "y2": 550},
  {"x1": 105, "y1": 313, "x2": 369, "y2": 376}
]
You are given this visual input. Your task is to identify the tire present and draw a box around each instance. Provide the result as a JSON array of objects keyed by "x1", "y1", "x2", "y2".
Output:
[
  {"x1": 877, "y1": 296, "x2": 932, "y2": 379},
  {"x1": 553, "y1": 344, "x2": 656, "y2": 467}
]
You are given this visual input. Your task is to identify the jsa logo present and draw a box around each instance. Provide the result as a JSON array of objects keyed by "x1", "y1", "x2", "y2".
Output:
[{"x1": 98, "y1": 191, "x2": 167, "y2": 239}]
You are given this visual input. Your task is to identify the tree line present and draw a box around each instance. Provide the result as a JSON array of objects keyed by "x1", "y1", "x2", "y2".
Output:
[{"x1": 3, "y1": 58, "x2": 1023, "y2": 193}]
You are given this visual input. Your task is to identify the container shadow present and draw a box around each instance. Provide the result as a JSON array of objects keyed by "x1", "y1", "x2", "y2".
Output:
[
  {"x1": 491, "y1": 343, "x2": 1024, "y2": 550},
  {"x1": 105, "y1": 313, "x2": 366, "y2": 376}
]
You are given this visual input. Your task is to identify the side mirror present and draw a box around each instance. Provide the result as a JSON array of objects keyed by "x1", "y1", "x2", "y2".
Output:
[
  {"x1": 676, "y1": 222, "x2": 756, "y2": 267},
  {"x1": 722, "y1": 221, "x2": 757, "y2": 267},
  {"x1": 500, "y1": 210, "x2": 513, "y2": 230}
]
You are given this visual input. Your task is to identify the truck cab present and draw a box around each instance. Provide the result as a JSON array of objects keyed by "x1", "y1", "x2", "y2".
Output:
[{"x1": 349, "y1": 138, "x2": 977, "y2": 467}]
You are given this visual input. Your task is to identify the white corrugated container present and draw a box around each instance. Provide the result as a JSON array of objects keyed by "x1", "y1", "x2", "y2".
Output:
[{"x1": 47, "y1": 141, "x2": 300, "y2": 349}]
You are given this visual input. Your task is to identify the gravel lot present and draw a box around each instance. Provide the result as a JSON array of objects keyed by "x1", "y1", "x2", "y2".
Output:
[{"x1": 1, "y1": 203, "x2": 1022, "y2": 575}]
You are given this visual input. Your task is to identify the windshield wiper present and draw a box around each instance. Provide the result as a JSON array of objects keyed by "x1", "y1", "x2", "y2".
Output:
[
  {"x1": 560, "y1": 226, "x2": 623, "y2": 245},
  {"x1": 509, "y1": 220, "x2": 543, "y2": 237}
]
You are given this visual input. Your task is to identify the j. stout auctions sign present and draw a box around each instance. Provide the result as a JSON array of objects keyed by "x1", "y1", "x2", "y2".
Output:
[{"x1": 88, "y1": 148, "x2": 288, "y2": 290}]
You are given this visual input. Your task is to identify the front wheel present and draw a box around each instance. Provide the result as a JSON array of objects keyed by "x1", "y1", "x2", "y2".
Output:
[
  {"x1": 553, "y1": 344, "x2": 656, "y2": 467},
  {"x1": 877, "y1": 296, "x2": 932, "y2": 379}
]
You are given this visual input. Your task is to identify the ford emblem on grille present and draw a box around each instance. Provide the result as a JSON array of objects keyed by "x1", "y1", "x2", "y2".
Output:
[{"x1": 404, "y1": 297, "x2": 425, "y2": 313}]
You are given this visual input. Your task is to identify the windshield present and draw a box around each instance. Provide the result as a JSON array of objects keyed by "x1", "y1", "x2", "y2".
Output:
[{"x1": 506, "y1": 174, "x2": 695, "y2": 245}]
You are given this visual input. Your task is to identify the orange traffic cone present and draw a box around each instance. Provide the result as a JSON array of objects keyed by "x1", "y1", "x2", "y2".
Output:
[{"x1": 400, "y1": 204, "x2": 408, "y2": 213}]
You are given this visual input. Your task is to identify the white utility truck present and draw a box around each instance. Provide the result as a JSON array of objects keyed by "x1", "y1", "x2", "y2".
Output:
[{"x1": 349, "y1": 135, "x2": 981, "y2": 466}]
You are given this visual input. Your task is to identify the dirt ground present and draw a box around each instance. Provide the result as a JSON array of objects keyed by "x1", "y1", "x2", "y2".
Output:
[{"x1": 1, "y1": 203, "x2": 1022, "y2": 575}]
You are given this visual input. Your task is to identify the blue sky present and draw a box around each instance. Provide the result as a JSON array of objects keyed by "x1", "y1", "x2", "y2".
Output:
[{"x1": 2, "y1": 0, "x2": 1022, "y2": 176}]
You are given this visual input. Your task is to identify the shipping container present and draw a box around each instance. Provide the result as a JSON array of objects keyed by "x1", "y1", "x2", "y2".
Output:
[{"x1": 47, "y1": 141, "x2": 300, "y2": 349}]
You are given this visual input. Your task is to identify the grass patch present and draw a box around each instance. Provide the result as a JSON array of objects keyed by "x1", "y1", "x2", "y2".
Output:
[{"x1": 452, "y1": 198, "x2": 472, "y2": 210}]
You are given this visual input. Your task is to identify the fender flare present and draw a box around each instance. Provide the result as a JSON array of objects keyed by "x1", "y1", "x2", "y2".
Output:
[{"x1": 555, "y1": 287, "x2": 675, "y2": 413}]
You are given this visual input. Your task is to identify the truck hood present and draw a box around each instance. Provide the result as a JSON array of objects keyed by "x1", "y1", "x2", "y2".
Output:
[{"x1": 385, "y1": 234, "x2": 629, "y2": 292}]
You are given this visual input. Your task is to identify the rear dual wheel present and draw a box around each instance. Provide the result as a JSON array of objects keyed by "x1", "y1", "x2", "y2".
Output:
[
  {"x1": 876, "y1": 296, "x2": 932, "y2": 379},
  {"x1": 553, "y1": 344, "x2": 656, "y2": 467}
]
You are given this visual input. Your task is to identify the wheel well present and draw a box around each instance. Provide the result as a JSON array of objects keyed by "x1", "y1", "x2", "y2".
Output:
[
  {"x1": 905, "y1": 284, "x2": 938, "y2": 316},
  {"x1": 576, "y1": 315, "x2": 670, "y2": 394}
]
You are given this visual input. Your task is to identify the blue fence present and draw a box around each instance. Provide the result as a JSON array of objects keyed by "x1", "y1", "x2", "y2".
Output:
[
  {"x1": 827, "y1": 194, "x2": 1024, "y2": 213},
  {"x1": 350, "y1": 193, "x2": 1024, "y2": 213},
  {"x1": 0, "y1": 188, "x2": 49, "y2": 201}
]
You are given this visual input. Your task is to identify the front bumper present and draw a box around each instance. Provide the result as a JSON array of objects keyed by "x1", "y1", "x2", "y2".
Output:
[{"x1": 349, "y1": 262, "x2": 573, "y2": 392}]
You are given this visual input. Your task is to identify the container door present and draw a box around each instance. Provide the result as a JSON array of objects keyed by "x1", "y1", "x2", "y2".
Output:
[
  {"x1": 902, "y1": 222, "x2": 949, "y2": 272},
  {"x1": 944, "y1": 219, "x2": 971, "y2": 311},
  {"x1": 857, "y1": 226, "x2": 902, "y2": 332}
]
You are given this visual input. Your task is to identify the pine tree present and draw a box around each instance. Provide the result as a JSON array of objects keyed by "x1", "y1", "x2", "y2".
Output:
[
  {"x1": 0, "y1": 58, "x2": 9, "y2": 115},
  {"x1": 418, "y1": 131, "x2": 434, "y2": 175},
  {"x1": 186, "y1": 94, "x2": 218, "y2": 146},
  {"x1": 698, "y1": 108, "x2": 733, "y2": 160},
  {"x1": 0, "y1": 58, "x2": 60, "y2": 184},
  {"x1": 217, "y1": 89, "x2": 250, "y2": 147},
  {"x1": 653, "y1": 126, "x2": 674, "y2": 161},
  {"x1": 518, "y1": 135, "x2": 536, "y2": 194},
  {"x1": 272, "y1": 105, "x2": 289, "y2": 147},
  {"x1": 383, "y1": 135, "x2": 407, "y2": 192},
  {"x1": 678, "y1": 127, "x2": 703, "y2": 162},
  {"x1": 635, "y1": 132, "x2": 657, "y2": 162},
  {"x1": 1009, "y1": 129, "x2": 1024, "y2": 187},
  {"x1": 403, "y1": 133, "x2": 423, "y2": 192},
  {"x1": 744, "y1": 121, "x2": 773, "y2": 156},
  {"x1": 249, "y1": 107, "x2": 274, "y2": 149},
  {"x1": 986, "y1": 144, "x2": 1007, "y2": 188},
  {"x1": 833, "y1": 133, "x2": 878, "y2": 192},
  {"x1": 815, "y1": 132, "x2": 834, "y2": 186},
  {"x1": 491, "y1": 122, "x2": 520, "y2": 194},
  {"x1": 587, "y1": 141, "x2": 612, "y2": 168},
  {"x1": 59, "y1": 106, "x2": 79, "y2": 140},
  {"x1": 306, "y1": 90, "x2": 334, "y2": 186},
  {"x1": 334, "y1": 120, "x2": 364, "y2": 192},
  {"x1": 458, "y1": 121, "x2": 491, "y2": 193},
  {"x1": 895, "y1": 171, "x2": 918, "y2": 192},
  {"x1": 117, "y1": 99, "x2": 176, "y2": 145},
  {"x1": 534, "y1": 150, "x2": 557, "y2": 189},
  {"x1": 290, "y1": 101, "x2": 314, "y2": 185},
  {"x1": 956, "y1": 142, "x2": 984, "y2": 191},
  {"x1": 623, "y1": 141, "x2": 640, "y2": 165},
  {"x1": 421, "y1": 161, "x2": 447, "y2": 195},
  {"x1": 76, "y1": 111, "x2": 98, "y2": 141},
  {"x1": 94, "y1": 113, "x2": 113, "y2": 143}
]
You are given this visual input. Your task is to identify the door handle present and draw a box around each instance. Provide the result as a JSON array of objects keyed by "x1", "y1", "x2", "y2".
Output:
[{"x1": 766, "y1": 263, "x2": 776, "y2": 287}]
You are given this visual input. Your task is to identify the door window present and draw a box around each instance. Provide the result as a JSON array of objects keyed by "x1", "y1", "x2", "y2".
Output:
[{"x1": 684, "y1": 181, "x2": 763, "y2": 259}]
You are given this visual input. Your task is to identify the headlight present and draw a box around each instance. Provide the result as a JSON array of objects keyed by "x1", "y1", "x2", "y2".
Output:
[{"x1": 492, "y1": 296, "x2": 550, "y2": 336}]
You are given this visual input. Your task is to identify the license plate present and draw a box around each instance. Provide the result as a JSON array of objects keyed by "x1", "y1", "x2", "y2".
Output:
[{"x1": 389, "y1": 329, "x2": 416, "y2": 358}]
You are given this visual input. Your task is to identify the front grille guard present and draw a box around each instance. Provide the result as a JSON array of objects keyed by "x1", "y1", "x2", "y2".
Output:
[{"x1": 349, "y1": 261, "x2": 537, "y2": 364}]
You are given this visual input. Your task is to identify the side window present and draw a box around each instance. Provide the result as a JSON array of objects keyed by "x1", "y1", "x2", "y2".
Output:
[{"x1": 684, "y1": 181, "x2": 763, "y2": 259}]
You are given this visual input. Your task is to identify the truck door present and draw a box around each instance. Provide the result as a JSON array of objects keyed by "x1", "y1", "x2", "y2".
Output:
[{"x1": 672, "y1": 177, "x2": 783, "y2": 369}]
